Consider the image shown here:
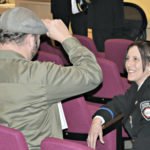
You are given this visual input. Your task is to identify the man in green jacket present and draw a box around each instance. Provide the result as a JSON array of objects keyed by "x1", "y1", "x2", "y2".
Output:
[{"x1": 0, "y1": 7, "x2": 102, "y2": 150}]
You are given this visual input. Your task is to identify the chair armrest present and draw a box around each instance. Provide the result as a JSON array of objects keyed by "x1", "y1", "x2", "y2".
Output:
[
  {"x1": 103, "y1": 113, "x2": 124, "y2": 130},
  {"x1": 85, "y1": 95, "x2": 112, "y2": 104}
]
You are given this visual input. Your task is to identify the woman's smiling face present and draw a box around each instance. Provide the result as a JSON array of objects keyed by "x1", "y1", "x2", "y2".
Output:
[{"x1": 125, "y1": 46, "x2": 150, "y2": 86}]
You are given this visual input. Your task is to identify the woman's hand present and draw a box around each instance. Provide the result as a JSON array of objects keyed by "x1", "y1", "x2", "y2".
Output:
[{"x1": 87, "y1": 117, "x2": 104, "y2": 149}]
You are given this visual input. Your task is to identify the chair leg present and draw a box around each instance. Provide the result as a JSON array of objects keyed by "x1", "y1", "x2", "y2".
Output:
[{"x1": 116, "y1": 124, "x2": 124, "y2": 150}]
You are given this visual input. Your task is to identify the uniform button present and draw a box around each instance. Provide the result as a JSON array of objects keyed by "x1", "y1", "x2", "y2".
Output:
[{"x1": 135, "y1": 100, "x2": 138, "y2": 105}]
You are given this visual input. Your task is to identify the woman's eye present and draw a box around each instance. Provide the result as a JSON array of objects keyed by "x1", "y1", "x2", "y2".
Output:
[
  {"x1": 133, "y1": 57, "x2": 139, "y2": 61},
  {"x1": 125, "y1": 57, "x2": 129, "y2": 61}
]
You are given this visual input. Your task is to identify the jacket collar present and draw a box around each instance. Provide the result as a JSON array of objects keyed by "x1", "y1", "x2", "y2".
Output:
[{"x1": 0, "y1": 50, "x2": 26, "y2": 60}]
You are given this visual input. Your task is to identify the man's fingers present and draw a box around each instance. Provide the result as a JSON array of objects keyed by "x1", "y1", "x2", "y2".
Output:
[{"x1": 41, "y1": 19, "x2": 72, "y2": 43}]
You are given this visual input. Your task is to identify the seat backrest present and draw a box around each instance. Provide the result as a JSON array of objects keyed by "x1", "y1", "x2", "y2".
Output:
[
  {"x1": 62, "y1": 96, "x2": 92, "y2": 133},
  {"x1": 0, "y1": 125, "x2": 29, "y2": 150},
  {"x1": 73, "y1": 34, "x2": 98, "y2": 55},
  {"x1": 73, "y1": 34, "x2": 105, "y2": 58},
  {"x1": 105, "y1": 38, "x2": 133, "y2": 74},
  {"x1": 91, "y1": 57, "x2": 130, "y2": 99},
  {"x1": 123, "y1": 2, "x2": 147, "y2": 40},
  {"x1": 37, "y1": 51, "x2": 64, "y2": 66},
  {"x1": 40, "y1": 42, "x2": 69, "y2": 65},
  {"x1": 41, "y1": 137, "x2": 93, "y2": 150}
]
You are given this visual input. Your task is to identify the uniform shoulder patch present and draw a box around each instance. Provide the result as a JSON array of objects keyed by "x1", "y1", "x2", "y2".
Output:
[{"x1": 140, "y1": 101, "x2": 150, "y2": 121}]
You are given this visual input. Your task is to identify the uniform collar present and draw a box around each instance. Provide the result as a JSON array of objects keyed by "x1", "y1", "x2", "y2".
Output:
[{"x1": 137, "y1": 76, "x2": 150, "y2": 91}]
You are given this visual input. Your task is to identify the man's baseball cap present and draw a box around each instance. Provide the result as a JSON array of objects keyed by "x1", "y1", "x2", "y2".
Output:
[{"x1": 0, "y1": 7, "x2": 48, "y2": 34}]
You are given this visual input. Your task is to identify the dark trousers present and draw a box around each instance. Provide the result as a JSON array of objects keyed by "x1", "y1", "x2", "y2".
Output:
[
  {"x1": 92, "y1": 28, "x2": 114, "y2": 52},
  {"x1": 51, "y1": 0, "x2": 71, "y2": 28},
  {"x1": 71, "y1": 12, "x2": 88, "y2": 36}
]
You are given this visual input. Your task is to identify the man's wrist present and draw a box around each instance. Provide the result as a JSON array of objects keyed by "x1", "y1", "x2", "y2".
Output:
[{"x1": 60, "y1": 35, "x2": 72, "y2": 43}]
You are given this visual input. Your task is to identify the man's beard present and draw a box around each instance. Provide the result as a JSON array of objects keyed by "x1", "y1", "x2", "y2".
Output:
[{"x1": 31, "y1": 36, "x2": 39, "y2": 59}]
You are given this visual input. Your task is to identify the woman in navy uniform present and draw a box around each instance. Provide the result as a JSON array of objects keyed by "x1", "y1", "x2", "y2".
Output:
[{"x1": 88, "y1": 40, "x2": 150, "y2": 150}]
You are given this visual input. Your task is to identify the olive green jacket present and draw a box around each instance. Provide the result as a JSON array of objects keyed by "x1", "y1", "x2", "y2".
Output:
[{"x1": 0, "y1": 37, "x2": 102, "y2": 150}]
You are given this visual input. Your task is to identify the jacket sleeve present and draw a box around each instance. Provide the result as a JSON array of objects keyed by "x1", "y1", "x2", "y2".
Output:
[
  {"x1": 92, "y1": 86, "x2": 134, "y2": 123},
  {"x1": 45, "y1": 37, "x2": 102, "y2": 100}
]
